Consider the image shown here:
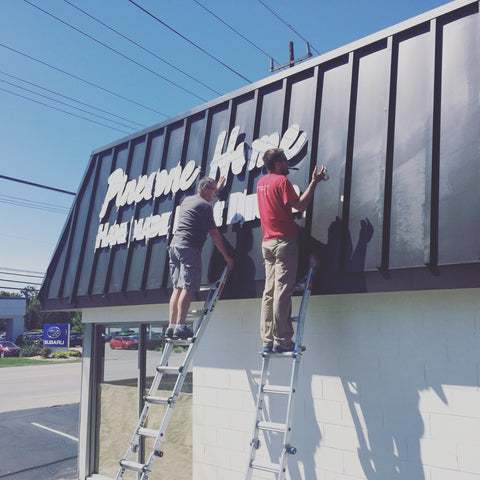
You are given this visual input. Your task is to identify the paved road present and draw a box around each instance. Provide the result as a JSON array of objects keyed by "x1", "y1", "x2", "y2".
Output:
[
  {"x1": 0, "y1": 362, "x2": 81, "y2": 479},
  {"x1": 0, "y1": 362, "x2": 82, "y2": 413},
  {"x1": 0, "y1": 404, "x2": 79, "y2": 480},
  {"x1": 0, "y1": 348, "x2": 187, "y2": 413}
]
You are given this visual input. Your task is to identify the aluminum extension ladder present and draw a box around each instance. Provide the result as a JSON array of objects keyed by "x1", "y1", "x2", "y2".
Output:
[
  {"x1": 246, "y1": 266, "x2": 315, "y2": 480},
  {"x1": 115, "y1": 267, "x2": 229, "y2": 480}
]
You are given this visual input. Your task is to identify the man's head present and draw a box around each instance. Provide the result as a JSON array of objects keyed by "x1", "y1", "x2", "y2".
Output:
[
  {"x1": 263, "y1": 148, "x2": 288, "y2": 175},
  {"x1": 198, "y1": 176, "x2": 217, "y2": 202}
]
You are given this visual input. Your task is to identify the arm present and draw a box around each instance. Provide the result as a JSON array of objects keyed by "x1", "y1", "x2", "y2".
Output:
[
  {"x1": 216, "y1": 176, "x2": 226, "y2": 193},
  {"x1": 209, "y1": 229, "x2": 234, "y2": 270},
  {"x1": 290, "y1": 165, "x2": 327, "y2": 212}
]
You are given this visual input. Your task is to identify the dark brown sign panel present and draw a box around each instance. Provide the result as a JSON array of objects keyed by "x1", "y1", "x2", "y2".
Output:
[{"x1": 40, "y1": 2, "x2": 480, "y2": 310}]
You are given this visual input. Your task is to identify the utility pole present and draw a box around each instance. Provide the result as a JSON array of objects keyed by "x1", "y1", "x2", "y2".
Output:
[{"x1": 270, "y1": 41, "x2": 312, "y2": 72}]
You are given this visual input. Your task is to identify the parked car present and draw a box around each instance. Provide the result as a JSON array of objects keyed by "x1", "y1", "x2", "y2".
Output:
[
  {"x1": 105, "y1": 332, "x2": 118, "y2": 343},
  {"x1": 70, "y1": 333, "x2": 83, "y2": 347},
  {"x1": 15, "y1": 333, "x2": 43, "y2": 347},
  {"x1": 0, "y1": 341, "x2": 21, "y2": 358},
  {"x1": 109, "y1": 336, "x2": 139, "y2": 350}
]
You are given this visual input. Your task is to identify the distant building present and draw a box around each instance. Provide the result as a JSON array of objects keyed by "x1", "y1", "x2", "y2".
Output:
[{"x1": 0, "y1": 297, "x2": 25, "y2": 343}]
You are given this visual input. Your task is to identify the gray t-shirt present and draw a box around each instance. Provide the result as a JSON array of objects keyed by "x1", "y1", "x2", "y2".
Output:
[{"x1": 170, "y1": 194, "x2": 216, "y2": 249}]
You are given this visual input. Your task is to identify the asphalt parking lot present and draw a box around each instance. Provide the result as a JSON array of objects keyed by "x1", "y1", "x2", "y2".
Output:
[
  {"x1": 0, "y1": 361, "x2": 81, "y2": 479},
  {"x1": 0, "y1": 404, "x2": 79, "y2": 480}
]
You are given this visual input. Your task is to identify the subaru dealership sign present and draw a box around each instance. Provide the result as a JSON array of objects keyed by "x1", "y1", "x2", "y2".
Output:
[{"x1": 43, "y1": 324, "x2": 69, "y2": 348}]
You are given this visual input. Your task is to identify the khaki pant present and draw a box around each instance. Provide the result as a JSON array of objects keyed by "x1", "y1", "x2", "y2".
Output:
[{"x1": 261, "y1": 237, "x2": 298, "y2": 347}]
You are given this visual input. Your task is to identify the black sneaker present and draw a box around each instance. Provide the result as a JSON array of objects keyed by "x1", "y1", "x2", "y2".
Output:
[
  {"x1": 173, "y1": 325, "x2": 194, "y2": 340},
  {"x1": 272, "y1": 342, "x2": 296, "y2": 353},
  {"x1": 165, "y1": 327, "x2": 174, "y2": 339}
]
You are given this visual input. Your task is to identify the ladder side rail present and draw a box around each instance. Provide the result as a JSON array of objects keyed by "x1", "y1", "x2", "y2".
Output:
[
  {"x1": 205, "y1": 266, "x2": 229, "y2": 313},
  {"x1": 139, "y1": 402, "x2": 177, "y2": 480},
  {"x1": 166, "y1": 338, "x2": 199, "y2": 407},
  {"x1": 147, "y1": 340, "x2": 175, "y2": 396},
  {"x1": 193, "y1": 266, "x2": 228, "y2": 337},
  {"x1": 136, "y1": 312, "x2": 213, "y2": 466},
  {"x1": 246, "y1": 356, "x2": 271, "y2": 480},
  {"x1": 139, "y1": 269, "x2": 229, "y2": 478},
  {"x1": 117, "y1": 267, "x2": 229, "y2": 480},
  {"x1": 167, "y1": 266, "x2": 229, "y2": 404},
  {"x1": 294, "y1": 266, "x2": 315, "y2": 351},
  {"x1": 116, "y1": 341, "x2": 177, "y2": 479},
  {"x1": 277, "y1": 357, "x2": 302, "y2": 479}
]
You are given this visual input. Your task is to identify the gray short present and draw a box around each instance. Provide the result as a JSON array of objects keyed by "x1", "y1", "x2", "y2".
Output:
[{"x1": 168, "y1": 245, "x2": 202, "y2": 292}]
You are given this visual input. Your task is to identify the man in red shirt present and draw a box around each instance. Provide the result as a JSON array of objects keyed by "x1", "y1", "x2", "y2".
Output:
[{"x1": 257, "y1": 148, "x2": 326, "y2": 353}]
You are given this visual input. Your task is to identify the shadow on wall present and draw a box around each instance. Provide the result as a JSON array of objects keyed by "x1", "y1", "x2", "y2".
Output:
[
  {"x1": 197, "y1": 210, "x2": 479, "y2": 479},
  {"x1": 298, "y1": 216, "x2": 374, "y2": 294},
  {"x1": 207, "y1": 223, "x2": 257, "y2": 299},
  {"x1": 298, "y1": 291, "x2": 479, "y2": 480}
]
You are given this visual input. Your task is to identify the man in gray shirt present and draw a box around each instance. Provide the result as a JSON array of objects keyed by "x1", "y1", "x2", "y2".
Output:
[{"x1": 167, "y1": 176, "x2": 234, "y2": 339}]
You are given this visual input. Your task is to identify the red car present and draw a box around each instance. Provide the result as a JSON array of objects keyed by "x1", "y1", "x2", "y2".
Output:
[
  {"x1": 0, "y1": 341, "x2": 21, "y2": 358},
  {"x1": 109, "y1": 336, "x2": 138, "y2": 350}
]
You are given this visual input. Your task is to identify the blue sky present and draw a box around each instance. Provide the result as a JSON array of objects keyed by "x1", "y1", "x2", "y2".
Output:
[{"x1": 0, "y1": 0, "x2": 449, "y2": 293}]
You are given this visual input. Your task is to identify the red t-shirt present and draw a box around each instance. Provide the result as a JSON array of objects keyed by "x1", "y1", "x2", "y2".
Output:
[{"x1": 257, "y1": 174, "x2": 300, "y2": 241}]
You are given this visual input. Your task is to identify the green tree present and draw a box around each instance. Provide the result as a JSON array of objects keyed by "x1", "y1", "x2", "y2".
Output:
[
  {"x1": 16, "y1": 286, "x2": 82, "y2": 332},
  {"x1": 71, "y1": 312, "x2": 83, "y2": 333},
  {"x1": 0, "y1": 290, "x2": 22, "y2": 298}
]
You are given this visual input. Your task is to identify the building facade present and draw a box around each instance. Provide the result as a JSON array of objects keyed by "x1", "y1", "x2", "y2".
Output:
[{"x1": 40, "y1": 0, "x2": 480, "y2": 478}]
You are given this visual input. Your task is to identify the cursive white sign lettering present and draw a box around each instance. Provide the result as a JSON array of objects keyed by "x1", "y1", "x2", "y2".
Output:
[{"x1": 94, "y1": 124, "x2": 308, "y2": 251}]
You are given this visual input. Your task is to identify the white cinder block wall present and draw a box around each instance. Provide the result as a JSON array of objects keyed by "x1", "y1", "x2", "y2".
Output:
[{"x1": 193, "y1": 288, "x2": 480, "y2": 480}]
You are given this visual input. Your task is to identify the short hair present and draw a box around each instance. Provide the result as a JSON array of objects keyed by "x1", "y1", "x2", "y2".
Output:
[
  {"x1": 197, "y1": 176, "x2": 216, "y2": 193},
  {"x1": 263, "y1": 148, "x2": 287, "y2": 173}
]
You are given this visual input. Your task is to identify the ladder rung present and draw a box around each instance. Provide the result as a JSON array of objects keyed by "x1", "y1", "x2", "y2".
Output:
[
  {"x1": 186, "y1": 310, "x2": 204, "y2": 319},
  {"x1": 250, "y1": 461, "x2": 281, "y2": 474},
  {"x1": 138, "y1": 427, "x2": 160, "y2": 438},
  {"x1": 119, "y1": 459, "x2": 147, "y2": 473},
  {"x1": 268, "y1": 345, "x2": 306, "y2": 357},
  {"x1": 145, "y1": 395, "x2": 171, "y2": 405},
  {"x1": 257, "y1": 421, "x2": 286, "y2": 433},
  {"x1": 199, "y1": 282, "x2": 218, "y2": 291},
  {"x1": 270, "y1": 351, "x2": 299, "y2": 358},
  {"x1": 263, "y1": 385, "x2": 291, "y2": 395},
  {"x1": 291, "y1": 316, "x2": 299, "y2": 322},
  {"x1": 156, "y1": 365, "x2": 183, "y2": 374}
]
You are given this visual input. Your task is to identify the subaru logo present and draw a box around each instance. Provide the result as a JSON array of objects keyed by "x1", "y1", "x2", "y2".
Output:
[{"x1": 47, "y1": 326, "x2": 62, "y2": 339}]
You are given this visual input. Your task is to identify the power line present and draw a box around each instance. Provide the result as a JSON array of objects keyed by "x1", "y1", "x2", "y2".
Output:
[
  {"x1": 128, "y1": 0, "x2": 252, "y2": 83},
  {"x1": 0, "y1": 70, "x2": 146, "y2": 129},
  {"x1": 0, "y1": 271, "x2": 44, "y2": 280},
  {"x1": 63, "y1": 0, "x2": 221, "y2": 96},
  {"x1": 256, "y1": 0, "x2": 320, "y2": 55},
  {"x1": 0, "y1": 77, "x2": 137, "y2": 131},
  {"x1": 0, "y1": 175, "x2": 75, "y2": 196},
  {"x1": 0, "y1": 194, "x2": 71, "y2": 214},
  {"x1": 24, "y1": 0, "x2": 208, "y2": 102},
  {"x1": 0, "y1": 86, "x2": 131, "y2": 134},
  {"x1": 192, "y1": 0, "x2": 280, "y2": 66},
  {"x1": 0, "y1": 43, "x2": 168, "y2": 117},
  {"x1": 0, "y1": 278, "x2": 43, "y2": 286},
  {"x1": 0, "y1": 267, "x2": 45, "y2": 275}
]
